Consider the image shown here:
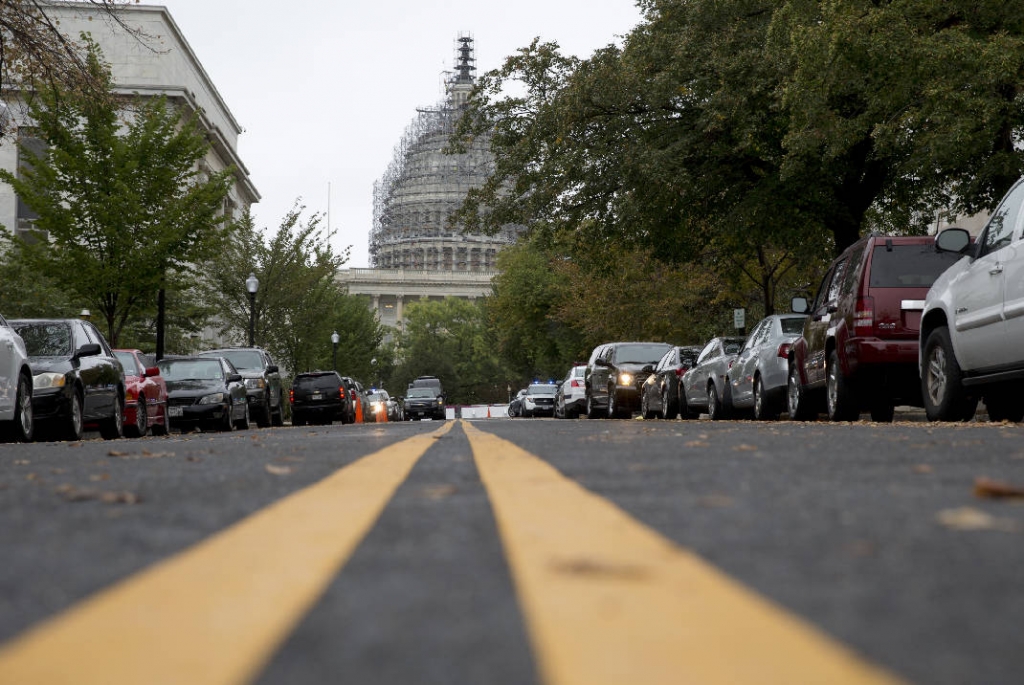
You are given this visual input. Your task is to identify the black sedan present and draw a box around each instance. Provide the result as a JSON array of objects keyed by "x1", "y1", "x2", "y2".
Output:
[
  {"x1": 158, "y1": 356, "x2": 249, "y2": 433},
  {"x1": 640, "y1": 345, "x2": 702, "y2": 420},
  {"x1": 403, "y1": 387, "x2": 445, "y2": 421},
  {"x1": 290, "y1": 371, "x2": 346, "y2": 426},
  {"x1": 10, "y1": 318, "x2": 125, "y2": 441}
]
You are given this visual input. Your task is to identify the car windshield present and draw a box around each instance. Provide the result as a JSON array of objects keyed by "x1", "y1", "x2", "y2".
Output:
[
  {"x1": 368, "y1": 393, "x2": 386, "y2": 402},
  {"x1": 12, "y1": 322, "x2": 72, "y2": 357},
  {"x1": 159, "y1": 359, "x2": 224, "y2": 381},
  {"x1": 869, "y1": 245, "x2": 964, "y2": 287},
  {"x1": 528, "y1": 384, "x2": 558, "y2": 396},
  {"x1": 679, "y1": 349, "x2": 699, "y2": 366},
  {"x1": 294, "y1": 374, "x2": 339, "y2": 391},
  {"x1": 407, "y1": 388, "x2": 436, "y2": 398},
  {"x1": 204, "y1": 349, "x2": 263, "y2": 370},
  {"x1": 723, "y1": 340, "x2": 744, "y2": 355},
  {"x1": 612, "y1": 343, "x2": 672, "y2": 364},
  {"x1": 781, "y1": 317, "x2": 806, "y2": 335},
  {"x1": 113, "y1": 351, "x2": 140, "y2": 375}
]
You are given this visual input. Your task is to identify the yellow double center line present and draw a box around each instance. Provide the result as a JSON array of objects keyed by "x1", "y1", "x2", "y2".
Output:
[
  {"x1": 0, "y1": 423, "x2": 453, "y2": 685},
  {"x1": 463, "y1": 421, "x2": 905, "y2": 685},
  {"x1": 0, "y1": 420, "x2": 905, "y2": 685}
]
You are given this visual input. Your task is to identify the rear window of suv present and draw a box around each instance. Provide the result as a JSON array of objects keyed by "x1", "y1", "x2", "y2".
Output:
[
  {"x1": 294, "y1": 374, "x2": 340, "y2": 391},
  {"x1": 868, "y1": 245, "x2": 963, "y2": 288}
]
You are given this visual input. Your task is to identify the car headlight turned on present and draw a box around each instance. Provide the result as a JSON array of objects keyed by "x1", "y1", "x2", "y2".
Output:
[
  {"x1": 245, "y1": 378, "x2": 266, "y2": 390},
  {"x1": 33, "y1": 372, "x2": 67, "y2": 390},
  {"x1": 618, "y1": 372, "x2": 633, "y2": 386},
  {"x1": 198, "y1": 393, "x2": 225, "y2": 405}
]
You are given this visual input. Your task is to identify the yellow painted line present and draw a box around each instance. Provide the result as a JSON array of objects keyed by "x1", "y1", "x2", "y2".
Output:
[
  {"x1": 0, "y1": 422, "x2": 454, "y2": 685},
  {"x1": 463, "y1": 421, "x2": 906, "y2": 685}
]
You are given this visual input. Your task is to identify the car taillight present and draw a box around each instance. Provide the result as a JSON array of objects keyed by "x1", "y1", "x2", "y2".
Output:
[
  {"x1": 777, "y1": 343, "x2": 791, "y2": 359},
  {"x1": 853, "y1": 296, "x2": 875, "y2": 336},
  {"x1": 340, "y1": 386, "x2": 345, "y2": 398},
  {"x1": 289, "y1": 389, "x2": 294, "y2": 404},
  {"x1": 570, "y1": 379, "x2": 582, "y2": 387}
]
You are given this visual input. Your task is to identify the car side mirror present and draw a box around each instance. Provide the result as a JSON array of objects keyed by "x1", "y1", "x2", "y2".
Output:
[
  {"x1": 73, "y1": 343, "x2": 101, "y2": 360},
  {"x1": 935, "y1": 227, "x2": 972, "y2": 255},
  {"x1": 791, "y1": 297, "x2": 810, "y2": 314},
  {"x1": 267, "y1": 364, "x2": 279, "y2": 374},
  {"x1": 144, "y1": 366, "x2": 160, "y2": 378},
  {"x1": 594, "y1": 358, "x2": 610, "y2": 367},
  {"x1": 228, "y1": 373, "x2": 243, "y2": 383}
]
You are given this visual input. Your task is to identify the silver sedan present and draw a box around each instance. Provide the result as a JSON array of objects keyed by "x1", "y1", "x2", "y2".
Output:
[{"x1": 728, "y1": 314, "x2": 807, "y2": 420}]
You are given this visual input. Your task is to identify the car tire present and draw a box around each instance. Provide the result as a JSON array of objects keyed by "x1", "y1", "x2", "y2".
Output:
[
  {"x1": 608, "y1": 388, "x2": 627, "y2": 419},
  {"x1": 826, "y1": 350, "x2": 859, "y2": 422},
  {"x1": 151, "y1": 408, "x2": 168, "y2": 437},
  {"x1": 787, "y1": 362, "x2": 816, "y2": 421},
  {"x1": 99, "y1": 394, "x2": 124, "y2": 440},
  {"x1": 236, "y1": 402, "x2": 251, "y2": 430},
  {"x1": 271, "y1": 404, "x2": 285, "y2": 427},
  {"x1": 641, "y1": 391, "x2": 657, "y2": 420},
  {"x1": 220, "y1": 403, "x2": 235, "y2": 432},
  {"x1": 752, "y1": 375, "x2": 778, "y2": 421},
  {"x1": 922, "y1": 326, "x2": 978, "y2": 422},
  {"x1": 662, "y1": 385, "x2": 679, "y2": 420},
  {"x1": 1, "y1": 374, "x2": 34, "y2": 443},
  {"x1": 126, "y1": 399, "x2": 148, "y2": 438},
  {"x1": 707, "y1": 382, "x2": 723, "y2": 421},
  {"x1": 256, "y1": 401, "x2": 272, "y2": 428}
]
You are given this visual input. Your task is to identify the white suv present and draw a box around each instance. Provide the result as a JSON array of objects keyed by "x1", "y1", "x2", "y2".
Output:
[
  {"x1": 0, "y1": 312, "x2": 34, "y2": 441},
  {"x1": 919, "y1": 177, "x2": 1024, "y2": 422}
]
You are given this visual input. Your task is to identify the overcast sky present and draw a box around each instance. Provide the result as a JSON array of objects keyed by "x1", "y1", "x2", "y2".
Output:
[{"x1": 147, "y1": 0, "x2": 644, "y2": 268}]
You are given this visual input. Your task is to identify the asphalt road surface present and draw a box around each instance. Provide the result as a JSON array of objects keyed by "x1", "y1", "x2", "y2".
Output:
[{"x1": 1, "y1": 415, "x2": 1022, "y2": 685}]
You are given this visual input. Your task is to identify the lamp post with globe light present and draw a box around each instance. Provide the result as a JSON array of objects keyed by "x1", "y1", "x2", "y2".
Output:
[
  {"x1": 246, "y1": 273, "x2": 259, "y2": 347},
  {"x1": 331, "y1": 330, "x2": 340, "y2": 371}
]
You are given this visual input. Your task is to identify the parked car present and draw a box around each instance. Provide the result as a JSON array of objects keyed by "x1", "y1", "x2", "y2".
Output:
[
  {"x1": 788, "y1": 234, "x2": 966, "y2": 422},
  {"x1": 640, "y1": 345, "x2": 701, "y2": 420},
  {"x1": 113, "y1": 348, "x2": 169, "y2": 437},
  {"x1": 11, "y1": 318, "x2": 124, "y2": 441},
  {"x1": 404, "y1": 386, "x2": 445, "y2": 420},
  {"x1": 0, "y1": 312, "x2": 34, "y2": 442},
  {"x1": 507, "y1": 388, "x2": 527, "y2": 417},
  {"x1": 158, "y1": 356, "x2": 249, "y2": 433},
  {"x1": 681, "y1": 337, "x2": 746, "y2": 420},
  {"x1": 337, "y1": 376, "x2": 363, "y2": 423},
  {"x1": 727, "y1": 315, "x2": 807, "y2": 421},
  {"x1": 554, "y1": 365, "x2": 587, "y2": 419},
  {"x1": 585, "y1": 342, "x2": 673, "y2": 419},
  {"x1": 522, "y1": 382, "x2": 558, "y2": 417},
  {"x1": 197, "y1": 347, "x2": 283, "y2": 427},
  {"x1": 408, "y1": 376, "x2": 445, "y2": 401},
  {"x1": 920, "y1": 183, "x2": 1024, "y2": 422},
  {"x1": 367, "y1": 389, "x2": 402, "y2": 422},
  {"x1": 290, "y1": 371, "x2": 346, "y2": 426}
]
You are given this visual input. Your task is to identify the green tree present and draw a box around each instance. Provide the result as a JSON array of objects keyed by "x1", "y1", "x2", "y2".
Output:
[
  {"x1": 0, "y1": 40, "x2": 233, "y2": 346},
  {"x1": 392, "y1": 298, "x2": 508, "y2": 405},
  {"x1": 205, "y1": 207, "x2": 383, "y2": 379}
]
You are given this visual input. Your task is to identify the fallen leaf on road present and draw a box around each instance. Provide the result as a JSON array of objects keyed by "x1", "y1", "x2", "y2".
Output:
[
  {"x1": 14, "y1": 460, "x2": 29, "y2": 466},
  {"x1": 684, "y1": 440, "x2": 709, "y2": 448},
  {"x1": 733, "y1": 444, "x2": 758, "y2": 452},
  {"x1": 912, "y1": 464, "x2": 933, "y2": 474},
  {"x1": 698, "y1": 494, "x2": 733, "y2": 508},
  {"x1": 89, "y1": 473, "x2": 110, "y2": 482},
  {"x1": 185, "y1": 455, "x2": 201, "y2": 463},
  {"x1": 937, "y1": 507, "x2": 1019, "y2": 532},
  {"x1": 49, "y1": 468, "x2": 67, "y2": 475},
  {"x1": 108, "y1": 450, "x2": 175, "y2": 459},
  {"x1": 107, "y1": 450, "x2": 130, "y2": 457},
  {"x1": 550, "y1": 557, "x2": 650, "y2": 581},
  {"x1": 265, "y1": 464, "x2": 292, "y2": 476},
  {"x1": 421, "y1": 484, "x2": 457, "y2": 500},
  {"x1": 973, "y1": 477, "x2": 1024, "y2": 500},
  {"x1": 55, "y1": 485, "x2": 141, "y2": 505}
]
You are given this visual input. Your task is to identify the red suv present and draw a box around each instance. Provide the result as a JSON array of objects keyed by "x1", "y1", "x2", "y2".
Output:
[{"x1": 787, "y1": 234, "x2": 966, "y2": 422}]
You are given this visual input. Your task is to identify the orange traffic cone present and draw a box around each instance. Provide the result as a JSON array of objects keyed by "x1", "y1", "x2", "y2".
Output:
[
  {"x1": 379, "y1": 405, "x2": 389, "y2": 423},
  {"x1": 355, "y1": 397, "x2": 364, "y2": 424}
]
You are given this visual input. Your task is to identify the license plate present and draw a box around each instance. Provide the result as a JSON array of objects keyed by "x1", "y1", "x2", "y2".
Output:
[
  {"x1": 311, "y1": 393, "x2": 323, "y2": 401},
  {"x1": 169, "y1": 406, "x2": 183, "y2": 418}
]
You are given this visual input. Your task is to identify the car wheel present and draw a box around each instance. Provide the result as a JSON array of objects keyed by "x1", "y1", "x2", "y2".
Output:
[
  {"x1": 99, "y1": 394, "x2": 124, "y2": 440},
  {"x1": 271, "y1": 405, "x2": 285, "y2": 427},
  {"x1": 236, "y1": 402, "x2": 251, "y2": 430},
  {"x1": 707, "y1": 382, "x2": 722, "y2": 421},
  {"x1": 787, "y1": 362, "x2": 815, "y2": 421},
  {"x1": 256, "y1": 401, "x2": 272, "y2": 428},
  {"x1": 826, "y1": 350, "x2": 859, "y2": 422},
  {"x1": 1, "y1": 374, "x2": 34, "y2": 443},
  {"x1": 662, "y1": 385, "x2": 679, "y2": 420},
  {"x1": 126, "y1": 399, "x2": 148, "y2": 438},
  {"x1": 608, "y1": 388, "x2": 626, "y2": 419},
  {"x1": 921, "y1": 326, "x2": 977, "y2": 422},
  {"x1": 641, "y1": 390, "x2": 656, "y2": 420},
  {"x1": 586, "y1": 393, "x2": 603, "y2": 419},
  {"x1": 151, "y1": 407, "x2": 168, "y2": 437},
  {"x1": 753, "y1": 375, "x2": 779, "y2": 421},
  {"x1": 220, "y1": 403, "x2": 235, "y2": 432}
]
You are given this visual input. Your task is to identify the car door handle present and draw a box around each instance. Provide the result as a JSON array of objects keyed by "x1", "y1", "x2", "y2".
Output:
[{"x1": 990, "y1": 265, "x2": 1004, "y2": 275}]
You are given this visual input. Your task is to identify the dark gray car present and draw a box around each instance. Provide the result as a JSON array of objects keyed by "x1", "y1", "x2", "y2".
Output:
[{"x1": 197, "y1": 347, "x2": 283, "y2": 427}]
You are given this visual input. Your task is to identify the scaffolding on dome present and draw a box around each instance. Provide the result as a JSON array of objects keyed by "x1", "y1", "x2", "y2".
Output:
[{"x1": 369, "y1": 34, "x2": 522, "y2": 272}]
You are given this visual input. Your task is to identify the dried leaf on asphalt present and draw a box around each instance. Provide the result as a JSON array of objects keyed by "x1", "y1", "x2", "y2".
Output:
[
  {"x1": 698, "y1": 494, "x2": 734, "y2": 508},
  {"x1": 14, "y1": 460, "x2": 29, "y2": 466},
  {"x1": 733, "y1": 444, "x2": 758, "y2": 452},
  {"x1": 89, "y1": 473, "x2": 111, "y2": 482},
  {"x1": 107, "y1": 450, "x2": 130, "y2": 457},
  {"x1": 936, "y1": 507, "x2": 1019, "y2": 532},
  {"x1": 421, "y1": 484, "x2": 457, "y2": 500},
  {"x1": 973, "y1": 477, "x2": 1024, "y2": 500},
  {"x1": 912, "y1": 464, "x2": 933, "y2": 474},
  {"x1": 55, "y1": 484, "x2": 141, "y2": 505},
  {"x1": 684, "y1": 440, "x2": 709, "y2": 448},
  {"x1": 265, "y1": 464, "x2": 292, "y2": 476}
]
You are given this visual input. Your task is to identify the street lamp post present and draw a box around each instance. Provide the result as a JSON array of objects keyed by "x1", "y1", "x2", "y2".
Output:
[
  {"x1": 331, "y1": 330, "x2": 340, "y2": 371},
  {"x1": 246, "y1": 272, "x2": 259, "y2": 347}
]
